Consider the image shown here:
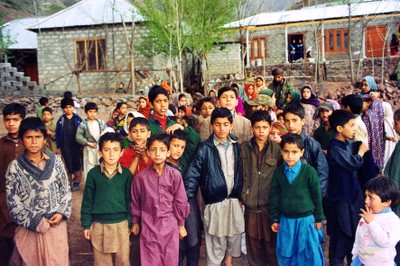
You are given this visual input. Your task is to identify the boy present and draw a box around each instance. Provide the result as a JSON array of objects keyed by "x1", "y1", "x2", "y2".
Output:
[
  {"x1": 113, "y1": 102, "x2": 128, "y2": 136},
  {"x1": 6, "y1": 117, "x2": 71, "y2": 265},
  {"x1": 0, "y1": 103, "x2": 26, "y2": 264},
  {"x1": 36, "y1": 96, "x2": 49, "y2": 121},
  {"x1": 313, "y1": 102, "x2": 335, "y2": 154},
  {"x1": 56, "y1": 98, "x2": 83, "y2": 191},
  {"x1": 200, "y1": 86, "x2": 252, "y2": 144},
  {"x1": 196, "y1": 97, "x2": 215, "y2": 123},
  {"x1": 282, "y1": 102, "x2": 328, "y2": 198},
  {"x1": 81, "y1": 132, "x2": 132, "y2": 265},
  {"x1": 131, "y1": 134, "x2": 190, "y2": 266},
  {"x1": 341, "y1": 94, "x2": 369, "y2": 145},
  {"x1": 241, "y1": 110, "x2": 282, "y2": 266},
  {"x1": 76, "y1": 102, "x2": 107, "y2": 182},
  {"x1": 42, "y1": 107, "x2": 57, "y2": 153},
  {"x1": 327, "y1": 110, "x2": 369, "y2": 265},
  {"x1": 119, "y1": 117, "x2": 152, "y2": 175},
  {"x1": 247, "y1": 94, "x2": 277, "y2": 120},
  {"x1": 185, "y1": 107, "x2": 244, "y2": 265}
]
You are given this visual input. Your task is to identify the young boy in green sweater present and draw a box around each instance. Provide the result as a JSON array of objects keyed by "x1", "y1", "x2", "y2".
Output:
[{"x1": 81, "y1": 132, "x2": 132, "y2": 265}]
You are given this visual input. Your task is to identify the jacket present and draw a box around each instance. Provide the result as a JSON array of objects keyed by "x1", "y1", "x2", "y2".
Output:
[
  {"x1": 56, "y1": 114, "x2": 82, "y2": 149},
  {"x1": 184, "y1": 134, "x2": 243, "y2": 205},
  {"x1": 241, "y1": 139, "x2": 282, "y2": 211},
  {"x1": 75, "y1": 118, "x2": 106, "y2": 146}
]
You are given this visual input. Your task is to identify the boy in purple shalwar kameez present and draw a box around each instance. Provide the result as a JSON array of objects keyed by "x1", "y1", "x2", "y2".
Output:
[{"x1": 131, "y1": 134, "x2": 190, "y2": 266}]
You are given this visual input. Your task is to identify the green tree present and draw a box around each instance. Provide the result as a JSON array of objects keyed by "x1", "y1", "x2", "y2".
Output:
[{"x1": 0, "y1": 12, "x2": 15, "y2": 62}]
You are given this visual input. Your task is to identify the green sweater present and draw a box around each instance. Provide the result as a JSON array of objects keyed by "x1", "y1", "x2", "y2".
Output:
[
  {"x1": 81, "y1": 165, "x2": 132, "y2": 229},
  {"x1": 269, "y1": 163, "x2": 324, "y2": 223}
]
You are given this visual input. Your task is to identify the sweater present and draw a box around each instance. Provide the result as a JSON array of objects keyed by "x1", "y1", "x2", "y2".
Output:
[
  {"x1": 81, "y1": 165, "x2": 132, "y2": 229},
  {"x1": 269, "y1": 163, "x2": 324, "y2": 223}
]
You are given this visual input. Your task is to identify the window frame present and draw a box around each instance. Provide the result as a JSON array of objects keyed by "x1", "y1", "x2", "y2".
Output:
[
  {"x1": 250, "y1": 36, "x2": 267, "y2": 60},
  {"x1": 75, "y1": 38, "x2": 107, "y2": 72},
  {"x1": 324, "y1": 28, "x2": 349, "y2": 53}
]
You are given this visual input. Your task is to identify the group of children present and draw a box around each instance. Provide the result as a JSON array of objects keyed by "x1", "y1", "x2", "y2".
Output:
[{"x1": 0, "y1": 73, "x2": 400, "y2": 266}]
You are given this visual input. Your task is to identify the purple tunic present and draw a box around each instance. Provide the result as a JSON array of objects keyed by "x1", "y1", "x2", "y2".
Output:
[{"x1": 131, "y1": 164, "x2": 190, "y2": 266}]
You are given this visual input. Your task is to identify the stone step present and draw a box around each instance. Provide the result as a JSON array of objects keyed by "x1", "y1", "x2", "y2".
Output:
[{"x1": 0, "y1": 63, "x2": 11, "y2": 68}]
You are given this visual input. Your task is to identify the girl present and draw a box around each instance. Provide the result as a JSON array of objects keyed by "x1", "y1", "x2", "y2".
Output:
[
  {"x1": 244, "y1": 82, "x2": 256, "y2": 101},
  {"x1": 255, "y1": 76, "x2": 267, "y2": 95},
  {"x1": 106, "y1": 108, "x2": 119, "y2": 127},
  {"x1": 300, "y1": 85, "x2": 320, "y2": 136},
  {"x1": 286, "y1": 89, "x2": 301, "y2": 104},
  {"x1": 138, "y1": 96, "x2": 151, "y2": 118},
  {"x1": 268, "y1": 121, "x2": 288, "y2": 144}
]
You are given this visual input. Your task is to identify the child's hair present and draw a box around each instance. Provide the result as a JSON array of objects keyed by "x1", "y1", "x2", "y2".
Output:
[
  {"x1": 280, "y1": 133, "x2": 305, "y2": 150},
  {"x1": 146, "y1": 133, "x2": 170, "y2": 150},
  {"x1": 39, "y1": 97, "x2": 49, "y2": 106},
  {"x1": 178, "y1": 93, "x2": 186, "y2": 101},
  {"x1": 211, "y1": 107, "x2": 233, "y2": 124},
  {"x1": 394, "y1": 108, "x2": 400, "y2": 121},
  {"x1": 63, "y1": 91, "x2": 73, "y2": 99},
  {"x1": 18, "y1": 117, "x2": 47, "y2": 139},
  {"x1": 129, "y1": 117, "x2": 150, "y2": 131},
  {"x1": 341, "y1": 94, "x2": 363, "y2": 115},
  {"x1": 271, "y1": 121, "x2": 288, "y2": 135},
  {"x1": 181, "y1": 115, "x2": 199, "y2": 129},
  {"x1": 42, "y1": 106, "x2": 53, "y2": 115},
  {"x1": 249, "y1": 110, "x2": 272, "y2": 126},
  {"x1": 84, "y1": 102, "x2": 98, "y2": 113},
  {"x1": 148, "y1": 85, "x2": 169, "y2": 103},
  {"x1": 276, "y1": 113, "x2": 284, "y2": 121},
  {"x1": 99, "y1": 132, "x2": 123, "y2": 150},
  {"x1": 328, "y1": 110, "x2": 356, "y2": 133},
  {"x1": 218, "y1": 86, "x2": 238, "y2": 99},
  {"x1": 3, "y1": 103, "x2": 26, "y2": 119},
  {"x1": 116, "y1": 102, "x2": 127, "y2": 110},
  {"x1": 178, "y1": 106, "x2": 186, "y2": 114},
  {"x1": 169, "y1": 104, "x2": 177, "y2": 115},
  {"x1": 170, "y1": 129, "x2": 187, "y2": 143},
  {"x1": 364, "y1": 175, "x2": 400, "y2": 207},
  {"x1": 282, "y1": 102, "x2": 305, "y2": 119},
  {"x1": 197, "y1": 97, "x2": 216, "y2": 110}
]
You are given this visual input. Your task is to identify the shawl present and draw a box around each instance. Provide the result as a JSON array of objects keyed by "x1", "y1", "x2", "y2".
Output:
[
  {"x1": 288, "y1": 90, "x2": 301, "y2": 104},
  {"x1": 244, "y1": 82, "x2": 257, "y2": 100},
  {"x1": 138, "y1": 96, "x2": 151, "y2": 118},
  {"x1": 361, "y1": 76, "x2": 378, "y2": 95},
  {"x1": 300, "y1": 85, "x2": 320, "y2": 107}
]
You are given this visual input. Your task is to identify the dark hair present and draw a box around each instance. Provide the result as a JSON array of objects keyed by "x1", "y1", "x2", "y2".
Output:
[
  {"x1": 169, "y1": 104, "x2": 176, "y2": 115},
  {"x1": 42, "y1": 106, "x2": 53, "y2": 115},
  {"x1": 178, "y1": 93, "x2": 187, "y2": 101},
  {"x1": 39, "y1": 97, "x2": 49, "y2": 106},
  {"x1": 146, "y1": 133, "x2": 170, "y2": 150},
  {"x1": 364, "y1": 176, "x2": 400, "y2": 207},
  {"x1": 178, "y1": 106, "x2": 186, "y2": 113},
  {"x1": 181, "y1": 115, "x2": 199, "y2": 129},
  {"x1": 328, "y1": 110, "x2": 356, "y2": 133},
  {"x1": 3, "y1": 103, "x2": 26, "y2": 119},
  {"x1": 148, "y1": 85, "x2": 169, "y2": 103},
  {"x1": 341, "y1": 94, "x2": 363, "y2": 115},
  {"x1": 394, "y1": 108, "x2": 400, "y2": 122},
  {"x1": 116, "y1": 102, "x2": 127, "y2": 110},
  {"x1": 282, "y1": 102, "x2": 305, "y2": 119},
  {"x1": 197, "y1": 97, "x2": 216, "y2": 110},
  {"x1": 99, "y1": 132, "x2": 123, "y2": 150},
  {"x1": 63, "y1": 91, "x2": 73, "y2": 99},
  {"x1": 231, "y1": 83, "x2": 239, "y2": 90},
  {"x1": 218, "y1": 86, "x2": 238, "y2": 99},
  {"x1": 169, "y1": 129, "x2": 187, "y2": 143},
  {"x1": 211, "y1": 107, "x2": 233, "y2": 124},
  {"x1": 84, "y1": 102, "x2": 98, "y2": 113},
  {"x1": 280, "y1": 133, "x2": 304, "y2": 150},
  {"x1": 18, "y1": 117, "x2": 47, "y2": 139},
  {"x1": 129, "y1": 117, "x2": 150, "y2": 131},
  {"x1": 250, "y1": 110, "x2": 272, "y2": 126},
  {"x1": 277, "y1": 113, "x2": 284, "y2": 120}
]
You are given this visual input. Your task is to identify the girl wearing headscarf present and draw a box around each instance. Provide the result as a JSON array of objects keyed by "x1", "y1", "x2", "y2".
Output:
[
  {"x1": 255, "y1": 76, "x2": 267, "y2": 95},
  {"x1": 300, "y1": 84, "x2": 320, "y2": 136},
  {"x1": 244, "y1": 82, "x2": 257, "y2": 101},
  {"x1": 138, "y1": 96, "x2": 151, "y2": 118},
  {"x1": 286, "y1": 90, "x2": 301, "y2": 104}
]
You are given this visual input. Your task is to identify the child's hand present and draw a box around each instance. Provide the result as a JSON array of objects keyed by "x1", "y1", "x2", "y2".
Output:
[
  {"x1": 314, "y1": 222, "x2": 322, "y2": 230},
  {"x1": 131, "y1": 223, "x2": 140, "y2": 236},
  {"x1": 87, "y1": 142, "x2": 97, "y2": 148},
  {"x1": 360, "y1": 205, "x2": 374, "y2": 224},
  {"x1": 165, "y1": 123, "x2": 184, "y2": 134},
  {"x1": 271, "y1": 223, "x2": 280, "y2": 233},
  {"x1": 179, "y1": 226, "x2": 187, "y2": 240},
  {"x1": 357, "y1": 142, "x2": 369, "y2": 157},
  {"x1": 83, "y1": 229, "x2": 91, "y2": 240},
  {"x1": 46, "y1": 213, "x2": 63, "y2": 227},
  {"x1": 133, "y1": 143, "x2": 146, "y2": 156}
]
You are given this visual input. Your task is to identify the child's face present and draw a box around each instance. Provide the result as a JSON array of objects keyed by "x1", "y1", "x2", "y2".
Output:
[
  {"x1": 269, "y1": 127, "x2": 282, "y2": 144},
  {"x1": 147, "y1": 140, "x2": 169, "y2": 166},
  {"x1": 150, "y1": 94, "x2": 169, "y2": 117},
  {"x1": 200, "y1": 102, "x2": 215, "y2": 118},
  {"x1": 251, "y1": 121, "x2": 271, "y2": 142},
  {"x1": 86, "y1": 109, "x2": 97, "y2": 121},
  {"x1": 119, "y1": 104, "x2": 128, "y2": 116},
  {"x1": 302, "y1": 88, "x2": 312, "y2": 99},
  {"x1": 178, "y1": 109, "x2": 186, "y2": 118},
  {"x1": 169, "y1": 138, "x2": 186, "y2": 161},
  {"x1": 179, "y1": 96, "x2": 187, "y2": 107},
  {"x1": 361, "y1": 80, "x2": 370, "y2": 93},
  {"x1": 338, "y1": 118, "x2": 356, "y2": 140},
  {"x1": 22, "y1": 130, "x2": 45, "y2": 155},
  {"x1": 277, "y1": 115, "x2": 285, "y2": 124},
  {"x1": 63, "y1": 105, "x2": 74, "y2": 116},
  {"x1": 112, "y1": 110, "x2": 119, "y2": 119},
  {"x1": 99, "y1": 141, "x2": 122, "y2": 167},
  {"x1": 129, "y1": 124, "x2": 150, "y2": 144},
  {"x1": 42, "y1": 111, "x2": 52, "y2": 123},
  {"x1": 394, "y1": 119, "x2": 400, "y2": 135},
  {"x1": 256, "y1": 78, "x2": 264, "y2": 87},
  {"x1": 209, "y1": 91, "x2": 215, "y2": 98},
  {"x1": 218, "y1": 91, "x2": 238, "y2": 111},
  {"x1": 211, "y1": 117, "x2": 233, "y2": 141},
  {"x1": 364, "y1": 190, "x2": 390, "y2": 214},
  {"x1": 248, "y1": 85, "x2": 254, "y2": 95},
  {"x1": 3, "y1": 114, "x2": 23, "y2": 136},
  {"x1": 286, "y1": 93, "x2": 292, "y2": 103},
  {"x1": 139, "y1": 98, "x2": 147, "y2": 109},
  {"x1": 281, "y1": 143, "x2": 304, "y2": 168},
  {"x1": 319, "y1": 109, "x2": 333, "y2": 122},
  {"x1": 284, "y1": 112, "x2": 305, "y2": 135}
]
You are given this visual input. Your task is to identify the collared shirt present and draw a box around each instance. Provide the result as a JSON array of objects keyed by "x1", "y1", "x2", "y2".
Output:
[
  {"x1": 25, "y1": 151, "x2": 50, "y2": 171},
  {"x1": 213, "y1": 135, "x2": 237, "y2": 195},
  {"x1": 284, "y1": 160, "x2": 302, "y2": 184},
  {"x1": 100, "y1": 162, "x2": 123, "y2": 179}
]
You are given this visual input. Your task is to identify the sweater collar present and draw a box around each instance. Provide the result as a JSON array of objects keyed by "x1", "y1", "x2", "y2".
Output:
[{"x1": 17, "y1": 150, "x2": 55, "y2": 181}]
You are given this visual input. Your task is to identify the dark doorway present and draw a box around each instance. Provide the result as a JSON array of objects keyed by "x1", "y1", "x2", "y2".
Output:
[{"x1": 288, "y1": 34, "x2": 304, "y2": 62}]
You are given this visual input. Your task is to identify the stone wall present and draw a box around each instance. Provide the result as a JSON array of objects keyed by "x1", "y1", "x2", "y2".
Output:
[{"x1": 206, "y1": 43, "x2": 243, "y2": 80}]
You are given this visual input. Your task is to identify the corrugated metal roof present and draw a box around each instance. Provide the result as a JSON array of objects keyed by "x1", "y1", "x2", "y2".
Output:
[
  {"x1": 29, "y1": 0, "x2": 143, "y2": 31},
  {"x1": 225, "y1": 0, "x2": 400, "y2": 28},
  {"x1": 2, "y1": 17, "x2": 46, "y2": 49}
]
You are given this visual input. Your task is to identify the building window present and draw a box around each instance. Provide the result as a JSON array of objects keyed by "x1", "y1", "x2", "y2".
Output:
[
  {"x1": 324, "y1": 29, "x2": 349, "y2": 52},
  {"x1": 75, "y1": 39, "x2": 107, "y2": 71},
  {"x1": 250, "y1": 37, "x2": 267, "y2": 59}
]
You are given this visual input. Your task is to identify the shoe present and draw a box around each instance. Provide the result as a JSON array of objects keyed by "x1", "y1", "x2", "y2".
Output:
[{"x1": 71, "y1": 183, "x2": 80, "y2": 191}]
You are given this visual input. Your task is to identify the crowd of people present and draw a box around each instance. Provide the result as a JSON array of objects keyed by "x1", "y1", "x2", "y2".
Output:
[{"x1": 1, "y1": 68, "x2": 400, "y2": 266}]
